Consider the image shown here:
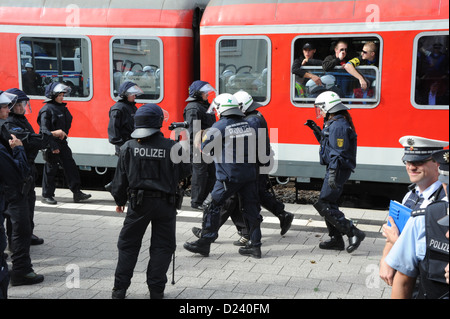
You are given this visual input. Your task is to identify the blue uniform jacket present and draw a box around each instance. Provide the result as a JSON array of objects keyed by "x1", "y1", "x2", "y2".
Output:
[
  {"x1": 320, "y1": 114, "x2": 357, "y2": 171},
  {"x1": 202, "y1": 115, "x2": 257, "y2": 183}
]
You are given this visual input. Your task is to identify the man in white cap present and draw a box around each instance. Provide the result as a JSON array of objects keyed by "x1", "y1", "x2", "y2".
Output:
[
  {"x1": 380, "y1": 136, "x2": 448, "y2": 286},
  {"x1": 387, "y1": 148, "x2": 449, "y2": 298}
]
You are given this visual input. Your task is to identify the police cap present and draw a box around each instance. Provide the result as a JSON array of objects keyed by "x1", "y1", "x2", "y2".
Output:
[
  {"x1": 432, "y1": 149, "x2": 449, "y2": 184},
  {"x1": 399, "y1": 136, "x2": 448, "y2": 162}
]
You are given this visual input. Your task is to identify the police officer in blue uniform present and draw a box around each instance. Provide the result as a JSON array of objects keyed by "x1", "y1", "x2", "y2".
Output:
[
  {"x1": 305, "y1": 91, "x2": 365, "y2": 253},
  {"x1": 380, "y1": 135, "x2": 448, "y2": 287},
  {"x1": 183, "y1": 93, "x2": 263, "y2": 258},
  {"x1": 111, "y1": 104, "x2": 190, "y2": 299},
  {"x1": 387, "y1": 148, "x2": 449, "y2": 299},
  {"x1": 235, "y1": 91, "x2": 294, "y2": 236},
  {"x1": 183, "y1": 80, "x2": 217, "y2": 209},
  {"x1": 38, "y1": 82, "x2": 91, "y2": 205}
]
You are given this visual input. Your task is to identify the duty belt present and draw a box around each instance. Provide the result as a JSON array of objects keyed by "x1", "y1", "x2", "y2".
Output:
[{"x1": 128, "y1": 189, "x2": 176, "y2": 209}]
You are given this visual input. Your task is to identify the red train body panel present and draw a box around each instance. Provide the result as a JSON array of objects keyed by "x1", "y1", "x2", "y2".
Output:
[
  {"x1": 0, "y1": 0, "x2": 448, "y2": 187},
  {"x1": 200, "y1": 0, "x2": 449, "y2": 184}
]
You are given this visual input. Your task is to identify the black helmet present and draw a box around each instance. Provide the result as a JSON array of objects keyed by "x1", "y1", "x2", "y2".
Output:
[
  {"x1": 45, "y1": 82, "x2": 71, "y2": 99},
  {"x1": 118, "y1": 81, "x2": 143, "y2": 99},
  {"x1": 131, "y1": 104, "x2": 169, "y2": 138}
]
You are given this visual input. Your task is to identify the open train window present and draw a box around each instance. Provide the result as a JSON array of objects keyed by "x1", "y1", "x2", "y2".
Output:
[
  {"x1": 217, "y1": 36, "x2": 271, "y2": 103},
  {"x1": 291, "y1": 35, "x2": 382, "y2": 108},
  {"x1": 110, "y1": 37, "x2": 163, "y2": 102},
  {"x1": 18, "y1": 36, "x2": 92, "y2": 99},
  {"x1": 411, "y1": 32, "x2": 449, "y2": 110}
]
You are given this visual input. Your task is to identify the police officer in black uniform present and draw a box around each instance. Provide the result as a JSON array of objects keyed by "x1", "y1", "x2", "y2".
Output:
[
  {"x1": 305, "y1": 91, "x2": 365, "y2": 253},
  {"x1": 105, "y1": 81, "x2": 143, "y2": 190},
  {"x1": 111, "y1": 104, "x2": 190, "y2": 299},
  {"x1": 413, "y1": 149, "x2": 449, "y2": 299},
  {"x1": 4, "y1": 88, "x2": 66, "y2": 246},
  {"x1": 1, "y1": 89, "x2": 29, "y2": 298},
  {"x1": 183, "y1": 93, "x2": 263, "y2": 258},
  {"x1": 38, "y1": 82, "x2": 91, "y2": 205},
  {"x1": 108, "y1": 81, "x2": 143, "y2": 156},
  {"x1": 183, "y1": 80, "x2": 216, "y2": 209}
]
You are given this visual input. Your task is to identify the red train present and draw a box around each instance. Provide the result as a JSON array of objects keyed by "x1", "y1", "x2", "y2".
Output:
[{"x1": 0, "y1": 0, "x2": 448, "y2": 192}]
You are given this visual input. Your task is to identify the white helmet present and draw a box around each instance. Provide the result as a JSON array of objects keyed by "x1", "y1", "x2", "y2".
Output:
[
  {"x1": 208, "y1": 93, "x2": 244, "y2": 117},
  {"x1": 320, "y1": 75, "x2": 336, "y2": 89},
  {"x1": 314, "y1": 91, "x2": 349, "y2": 118},
  {"x1": 233, "y1": 90, "x2": 263, "y2": 113},
  {"x1": 25, "y1": 62, "x2": 34, "y2": 69}
]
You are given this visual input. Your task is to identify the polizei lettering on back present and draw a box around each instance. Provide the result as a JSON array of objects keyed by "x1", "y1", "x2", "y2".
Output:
[
  {"x1": 134, "y1": 148, "x2": 166, "y2": 158},
  {"x1": 429, "y1": 239, "x2": 449, "y2": 253}
]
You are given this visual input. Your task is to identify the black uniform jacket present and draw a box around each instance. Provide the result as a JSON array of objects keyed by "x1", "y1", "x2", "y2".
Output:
[{"x1": 111, "y1": 132, "x2": 191, "y2": 207}]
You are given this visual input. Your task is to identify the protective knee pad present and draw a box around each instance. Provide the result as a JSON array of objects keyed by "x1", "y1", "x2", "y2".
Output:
[{"x1": 313, "y1": 200, "x2": 351, "y2": 235}]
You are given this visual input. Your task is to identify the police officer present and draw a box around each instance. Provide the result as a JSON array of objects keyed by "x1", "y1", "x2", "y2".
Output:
[
  {"x1": 38, "y1": 82, "x2": 91, "y2": 205},
  {"x1": 0, "y1": 90, "x2": 38, "y2": 293},
  {"x1": 380, "y1": 136, "x2": 448, "y2": 286},
  {"x1": 4, "y1": 88, "x2": 66, "y2": 246},
  {"x1": 305, "y1": 91, "x2": 365, "y2": 253},
  {"x1": 111, "y1": 104, "x2": 190, "y2": 299},
  {"x1": 105, "y1": 81, "x2": 144, "y2": 190},
  {"x1": 234, "y1": 91, "x2": 294, "y2": 236},
  {"x1": 183, "y1": 80, "x2": 216, "y2": 210},
  {"x1": 108, "y1": 81, "x2": 143, "y2": 156},
  {"x1": 183, "y1": 93, "x2": 263, "y2": 258},
  {"x1": 387, "y1": 148, "x2": 449, "y2": 299}
]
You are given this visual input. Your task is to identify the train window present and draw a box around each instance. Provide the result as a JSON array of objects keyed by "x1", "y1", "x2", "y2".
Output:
[
  {"x1": 291, "y1": 35, "x2": 382, "y2": 108},
  {"x1": 110, "y1": 37, "x2": 163, "y2": 102},
  {"x1": 217, "y1": 36, "x2": 271, "y2": 103},
  {"x1": 411, "y1": 32, "x2": 449, "y2": 110},
  {"x1": 19, "y1": 36, "x2": 92, "y2": 99}
]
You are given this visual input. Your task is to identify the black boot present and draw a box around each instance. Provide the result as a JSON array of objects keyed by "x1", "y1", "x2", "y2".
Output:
[
  {"x1": 238, "y1": 242, "x2": 262, "y2": 259},
  {"x1": 73, "y1": 191, "x2": 91, "y2": 203},
  {"x1": 279, "y1": 211, "x2": 294, "y2": 236},
  {"x1": 346, "y1": 227, "x2": 366, "y2": 253},
  {"x1": 319, "y1": 235, "x2": 345, "y2": 250},
  {"x1": 183, "y1": 239, "x2": 210, "y2": 257},
  {"x1": 31, "y1": 234, "x2": 44, "y2": 245},
  {"x1": 10, "y1": 271, "x2": 44, "y2": 286},
  {"x1": 112, "y1": 288, "x2": 126, "y2": 299}
]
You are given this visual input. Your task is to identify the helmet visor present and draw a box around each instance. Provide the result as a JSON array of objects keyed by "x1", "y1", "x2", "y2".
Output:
[
  {"x1": 314, "y1": 103, "x2": 325, "y2": 118},
  {"x1": 53, "y1": 83, "x2": 72, "y2": 95},
  {"x1": 161, "y1": 107, "x2": 169, "y2": 123},
  {"x1": 0, "y1": 92, "x2": 18, "y2": 107},
  {"x1": 125, "y1": 85, "x2": 144, "y2": 97},
  {"x1": 12, "y1": 100, "x2": 32, "y2": 114}
]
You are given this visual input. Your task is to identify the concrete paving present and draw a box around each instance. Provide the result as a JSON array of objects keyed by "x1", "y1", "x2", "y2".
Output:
[{"x1": 5, "y1": 187, "x2": 392, "y2": 300}]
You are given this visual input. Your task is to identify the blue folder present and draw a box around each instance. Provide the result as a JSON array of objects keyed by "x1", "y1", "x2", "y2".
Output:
[{"x1": 387, "y1": 200, "x2": 412, "y2": 234}]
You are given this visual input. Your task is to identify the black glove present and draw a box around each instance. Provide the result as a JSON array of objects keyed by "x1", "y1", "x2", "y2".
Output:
[
  {"x1": 328, "y1": 169, "x2": 338, "y2": 190},
  {"x1": 304, "y1": 120, "x2": 323, "y2": 142}
]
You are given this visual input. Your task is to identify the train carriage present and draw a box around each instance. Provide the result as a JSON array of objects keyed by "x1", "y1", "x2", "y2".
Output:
[
  {"x1": 0, "y1": 0, "x2": 208, "y2": 172},
  {"x1": 200, "y1": 0, "x2": 449, "y2": 193}
]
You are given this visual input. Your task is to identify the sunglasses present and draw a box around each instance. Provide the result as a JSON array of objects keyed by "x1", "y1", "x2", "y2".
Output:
[
  {"x1": 403, "y1": 158, "x2": 434, "y2": 166},
  {"x1": 362, "y1": 50, "x2": 373, "y2": 54},
  {"x1": 339, "y1": 48, "x2": 347, "y2": 52}
]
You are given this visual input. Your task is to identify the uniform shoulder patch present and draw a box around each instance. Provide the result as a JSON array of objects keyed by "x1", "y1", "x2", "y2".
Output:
[{"x1": 337, "y1": 138, "x2": 344, "y2": 148}]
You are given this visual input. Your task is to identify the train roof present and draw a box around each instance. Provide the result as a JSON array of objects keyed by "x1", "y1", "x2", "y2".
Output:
[
  {"x1": 202, "y1": 0, "x2": 449, "y2": 27},
  {"x1": 0, "y1": 0, "x2": 210, "y2": 29}
]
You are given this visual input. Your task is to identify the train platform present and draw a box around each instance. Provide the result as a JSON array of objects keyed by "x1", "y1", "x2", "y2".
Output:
[{"x1": 5, "y1": 187, "x2": 393, "y2": 301}]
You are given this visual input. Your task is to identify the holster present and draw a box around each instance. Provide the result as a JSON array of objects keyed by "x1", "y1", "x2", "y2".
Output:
[
  {"x1": 175, "y1": 187, "x2": 185, "y2": 210},
  {"x1": 128, "y1": 189, "x2": 144, "y2": 210}
]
